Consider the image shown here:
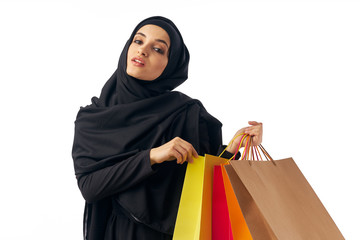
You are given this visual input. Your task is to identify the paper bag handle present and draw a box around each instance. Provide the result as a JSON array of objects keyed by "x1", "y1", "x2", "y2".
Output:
[
  {"x1": 220, "y1": 133, "x2": 275, "y2": 164},
  {"x1": 219, "y1": 133, "x2": 247, "y2": 160}
]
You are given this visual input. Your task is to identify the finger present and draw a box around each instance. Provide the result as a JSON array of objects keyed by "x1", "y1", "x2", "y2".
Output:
[
  {"x1": 192, "y1": 147, "x2": 199, "y2": 158},
  {"x1": 246, "y1": 122, "x2": 262, "y2": 132},
  {"x1": 186, "y1": 142, "x2": 198, "y2": 161},
  {"x1": 181, "y1": 143, "x2": 193, "y2": 164},
  {"x1": 170, "y1": 137, "x2": 185, "y2": 163},
  {"x1": 176, "y1": 145, "x2": 189, "y2": 164},
  {"x1": 245, "y1": 127, "x2": 260, "y2": 136},
  {"x1": 173, "y1": 149, "x2": 183, "y2": 164},
  {"x1": 177, "y1": 138, "x2": 198, "y2": 162},
  {"x1": 178, "y1": 144, "x2": 190, "y2": 164},
  {"x1": 187, "y1": 149, "x2": 193, "y2": 163},
  {"x1": 248, "y1": 121, "x2": 262, "y2": 126},
  {"x1": 244, "y1": 127, "x2": 254, "y2": 135}
]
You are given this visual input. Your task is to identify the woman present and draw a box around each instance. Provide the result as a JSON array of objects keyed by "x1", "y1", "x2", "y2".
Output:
[{"x1": 72, "y1": 16, "x2": 262, "y2": 240}]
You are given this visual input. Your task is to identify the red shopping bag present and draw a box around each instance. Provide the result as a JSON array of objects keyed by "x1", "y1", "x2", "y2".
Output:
[{"x1": 212, "y1": 165, "x2": 233, "y2": 240}]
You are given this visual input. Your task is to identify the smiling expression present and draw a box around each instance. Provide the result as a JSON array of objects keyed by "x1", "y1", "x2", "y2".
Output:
[{"x1": 126, "y1": 24, "x2": 170, "y2": 81}]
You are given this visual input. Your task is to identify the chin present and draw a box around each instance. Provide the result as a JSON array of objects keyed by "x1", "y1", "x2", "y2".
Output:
[
  {"x1": 127, "y1": 69, "x2": 156, "y2": 81},
  {"x1": 126, "y1": 68, "x2": 139, "y2": 79}
]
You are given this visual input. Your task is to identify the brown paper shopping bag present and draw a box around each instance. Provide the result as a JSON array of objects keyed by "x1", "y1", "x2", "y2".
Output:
[{"x1": 224, "y1": 140, "x2": 344, "y2": 240}]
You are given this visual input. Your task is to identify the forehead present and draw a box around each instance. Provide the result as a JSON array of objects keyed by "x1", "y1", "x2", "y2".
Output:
[{"x1": 136, "y1": 24, "x2": 170, "y2": 46}]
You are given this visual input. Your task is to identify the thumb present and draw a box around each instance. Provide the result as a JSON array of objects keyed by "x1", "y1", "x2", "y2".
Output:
[{"x1": 248, "y1": 121, "x2": 261, "y2": 126}]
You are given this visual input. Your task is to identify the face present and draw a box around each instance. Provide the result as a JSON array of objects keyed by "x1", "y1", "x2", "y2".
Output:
[{"x1": 126, "y1": 24, "x2": 170, "y2": 81}]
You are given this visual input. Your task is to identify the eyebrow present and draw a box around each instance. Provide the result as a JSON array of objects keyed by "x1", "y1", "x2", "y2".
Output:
[{"x1": 135, "y1": 32, "x2": 169, "y2": 48}]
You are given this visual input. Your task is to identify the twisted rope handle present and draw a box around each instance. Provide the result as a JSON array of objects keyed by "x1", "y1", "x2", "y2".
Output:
[
  {"x1": 219, "y1": 133, "x2": 275, "y2": 164},
  {"x1": 218, "y1": 133, "x2": 247, "y2": 161}
]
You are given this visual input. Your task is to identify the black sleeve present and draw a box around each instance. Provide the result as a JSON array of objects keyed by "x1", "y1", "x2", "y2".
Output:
[
  {"x1": 216, "y1": 145, "x2": 241, "y2": 160},
  {"x1": 77, "y1": 150, "x2": 155, "y2": 203},
  {"x1": 198, "y1": 116, "x2": 240, "y2": 159}
]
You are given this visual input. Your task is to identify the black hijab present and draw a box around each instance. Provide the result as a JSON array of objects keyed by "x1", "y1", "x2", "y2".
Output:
[
  {"x1": 72, "y1": 16, "x2": 222, "y2": 238},
  {"x1": 94, "y1": 16, "x2": 190, "y2": 106}
]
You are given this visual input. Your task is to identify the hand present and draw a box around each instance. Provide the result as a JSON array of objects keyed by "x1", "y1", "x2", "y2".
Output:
[
  {"x1": 227, "y1": 121, "x2": 263, "y2": 154},
  {"x1": 149, "y1": 137, "x2": 199, "y2": 165}
]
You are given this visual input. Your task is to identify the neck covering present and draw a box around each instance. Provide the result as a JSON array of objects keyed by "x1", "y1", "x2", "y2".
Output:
[{"x1": 72, "y1": 16, "x2": 222, "y2": 239}]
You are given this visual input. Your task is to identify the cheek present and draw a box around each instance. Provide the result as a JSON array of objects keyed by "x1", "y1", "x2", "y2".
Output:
[
  {"x1": 126, "y1": 45, "x2": 137, "y2": 74},
  {"x1": 157, "y1": 58, "x2": 168, "y2": 73},
  {"x1": 127, "y1": 45, "x2": 134, "y2": 62}
]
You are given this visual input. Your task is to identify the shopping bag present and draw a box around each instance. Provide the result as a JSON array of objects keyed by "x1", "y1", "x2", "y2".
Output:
[
  {"x1": 221, "y1": 163, "x2": 253, "y2": 240},
  {"x1": 173, "y1": 154, "x2": 228, "y2": 240},
  {"x1": 173, "y1": 155, "x2": 204, "y2": 240},
  {"x1": 212, "y1": 165, "x2": 233, "y2": 240},
  {"x1": 225, "y1": 143, "x2": 344, "y2": 239},
  {"x1": 212, "y1": 133, "x2": 253, "y2": 240}
]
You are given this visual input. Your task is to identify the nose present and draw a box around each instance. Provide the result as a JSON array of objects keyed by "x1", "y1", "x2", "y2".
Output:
[{"x1": 138, "y1": 45, "x2": 148, "y2": 57}]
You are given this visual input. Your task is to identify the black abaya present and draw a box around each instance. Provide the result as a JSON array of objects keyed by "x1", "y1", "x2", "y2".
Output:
[{"x1": 72, "y1": 16, "x2": 232, "y2": 240}]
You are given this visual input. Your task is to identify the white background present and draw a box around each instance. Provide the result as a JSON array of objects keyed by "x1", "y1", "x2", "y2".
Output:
[{"x1": 1, "y1": 0, "x2": 359, "y2": 239}]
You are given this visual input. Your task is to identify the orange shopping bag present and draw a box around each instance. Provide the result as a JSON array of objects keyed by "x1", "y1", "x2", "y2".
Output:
[{"x1": 221, "y1": 163, "x2": 252, "y2": 240}]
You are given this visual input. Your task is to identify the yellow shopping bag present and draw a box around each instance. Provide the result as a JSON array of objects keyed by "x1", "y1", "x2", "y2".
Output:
[{"x1": 173, "y1": 154, "x2": 228, "y2": 240}]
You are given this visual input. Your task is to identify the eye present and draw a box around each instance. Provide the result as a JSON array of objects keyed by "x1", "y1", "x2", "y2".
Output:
[
  {"x1": 153, "y1": 47, "x2": 164, "y2": 54},
  {"x1": 134, "y1": 39, "x2": 143, "y2": 45}
]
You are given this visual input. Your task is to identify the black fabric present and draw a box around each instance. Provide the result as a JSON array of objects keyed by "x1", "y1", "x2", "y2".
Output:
[
  {"x1": 72, "y1": 16, "x2": 224, "y2": 239},
  {"x1": 105, "y1": 204, "x2": 172, "y2": 239}
]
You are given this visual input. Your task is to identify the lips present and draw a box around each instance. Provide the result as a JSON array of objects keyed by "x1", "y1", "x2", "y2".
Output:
[{"x1": 131, "y1": 57, "x2": 145, "y2": 67}]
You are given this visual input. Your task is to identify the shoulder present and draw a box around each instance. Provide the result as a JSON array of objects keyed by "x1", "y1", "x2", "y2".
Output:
[
  {"x1": 166, "y1": 91, "x2": 195, "y2": 102},
  {"x1": 169, "y1": 91, "x2": 223, "y2": 128},
  {"x1": 167, "y1": 91, "x2": 204, "y2": 108}
]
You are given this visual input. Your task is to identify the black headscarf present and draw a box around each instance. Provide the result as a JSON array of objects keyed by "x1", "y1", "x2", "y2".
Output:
[
  {"x1": 72, "y1": 16, "x2": 222, "y2": 238},
  {"x1": 94, "y1": 16, "x2": 190, "y2": 106}
]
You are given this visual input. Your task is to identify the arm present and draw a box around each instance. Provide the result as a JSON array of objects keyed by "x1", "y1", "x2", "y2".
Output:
[{"x1": 77, "y1": 150, "x2": 154, "y2": 203}]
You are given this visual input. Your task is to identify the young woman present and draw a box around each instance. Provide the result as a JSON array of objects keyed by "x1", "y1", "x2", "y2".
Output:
[{"x1": 72, "y1": 16, "x2": 262, "y2": 240}]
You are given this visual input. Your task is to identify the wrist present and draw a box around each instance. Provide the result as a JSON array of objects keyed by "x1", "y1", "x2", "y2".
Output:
[
  {"x1": 227, "y1": 142, "x2": 236, "y2": 154},
  {"x1": 149, "y1": 149, "x2": 158, "y2": 165},
  {"x1": 227, "y1": 142, "x2": 239, "y2": 154},
  {"x1": 228, "y1": 136, "x2": 247, "y2": 154}
]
